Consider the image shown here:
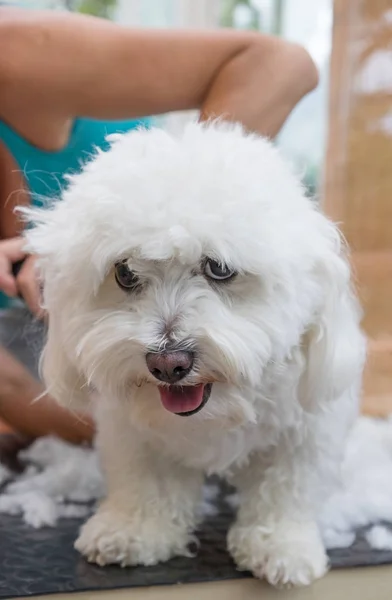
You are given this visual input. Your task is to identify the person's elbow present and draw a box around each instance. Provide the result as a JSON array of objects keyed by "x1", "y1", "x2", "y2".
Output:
[
  {"x1": 281, "y1": 40, "x2": 319, "y2": 97},
  {"x1": 250, "y1": 34, "x2": 319, "y2": 99}
]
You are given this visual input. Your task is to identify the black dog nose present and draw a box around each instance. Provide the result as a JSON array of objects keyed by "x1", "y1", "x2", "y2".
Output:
[{"x1": 146, "y1": 351, "x2": 194, "y2": 384}]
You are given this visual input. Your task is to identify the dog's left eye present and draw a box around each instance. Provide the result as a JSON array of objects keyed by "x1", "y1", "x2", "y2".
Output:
[
  {"x1": 204, "y1": 259, "x2": 236, "y2": 281},
  {"x1": 115, "y1": 261, "x2": 140, "y2": 291}
]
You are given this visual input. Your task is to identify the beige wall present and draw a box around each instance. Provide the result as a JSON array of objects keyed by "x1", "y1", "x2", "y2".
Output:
[
  {"x1": 324, "y1": 0, "x2": 392, "y2": 252},
  {"x1": 324, "y1": 0, "x2": 392, "y2": 416}
]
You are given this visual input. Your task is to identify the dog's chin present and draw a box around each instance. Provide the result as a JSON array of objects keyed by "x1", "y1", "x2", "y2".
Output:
[{"x1": 157, "y1": 383, "x2": 213, "y2": 417}]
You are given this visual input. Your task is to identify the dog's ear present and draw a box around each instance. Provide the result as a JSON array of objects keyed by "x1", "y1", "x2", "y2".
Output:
[
  {"x1": 40, "y1": 311, "x2": 90, "y2": 411},
  {"x1": 298, "y1": 248, "x2": 366, "y2": 410},
  {"x1": 22, "y1": 205, "x2": 91, "y2": 411}
]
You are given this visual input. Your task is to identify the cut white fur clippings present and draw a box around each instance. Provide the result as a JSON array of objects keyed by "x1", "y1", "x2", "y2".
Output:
[
  {"x1": 365, "y1": 525, "x2": 392, "y2": 551},
  {"x1": 21, "y1": 122, "x2": 366, "y2": 588},
  {"x1": 319, "y1": 416, "x2": 392, "y2": 542},
  {"x1": 0, "y1": 437, "x2": 103, "y2": 527}
]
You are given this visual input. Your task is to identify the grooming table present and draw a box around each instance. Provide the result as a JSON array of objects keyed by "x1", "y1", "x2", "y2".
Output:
[{"x1": 1, "y1": 482, "x2": 392, "y2": 599}]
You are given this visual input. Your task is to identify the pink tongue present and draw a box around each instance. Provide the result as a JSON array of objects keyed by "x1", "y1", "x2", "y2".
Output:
[{"x1": 159, "y1": 384, "x2": 205, "y2": 414}]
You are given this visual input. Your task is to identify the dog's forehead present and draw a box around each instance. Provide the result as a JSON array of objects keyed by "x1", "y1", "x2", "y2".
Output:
[
  {"x1": 61, "y1": 123, "x2": 319, "y2": 277},
  {"x1": 123, "y1": 227, "x2": 234, "y2": 269}
]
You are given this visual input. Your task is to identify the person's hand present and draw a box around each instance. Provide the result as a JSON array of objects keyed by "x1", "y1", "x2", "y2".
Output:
[
  {"x1": 0, "y1": 237, "x2": 43, "y2": 317},
  {"x1": 15, "y1": 254, "x2": 43, "y2": 318},
  {"x1": 0, "y1": 236, "x2": 26, "y2": 297}
]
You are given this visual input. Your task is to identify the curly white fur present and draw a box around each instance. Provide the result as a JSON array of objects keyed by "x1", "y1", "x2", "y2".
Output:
[{"x1": 24, "y1": 122, "x2": 366, "y2": 588}]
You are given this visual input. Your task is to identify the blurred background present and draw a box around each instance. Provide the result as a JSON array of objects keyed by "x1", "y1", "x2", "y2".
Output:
[{"x1": 17, "y1": 0, "x2": 332, "y2": 197}]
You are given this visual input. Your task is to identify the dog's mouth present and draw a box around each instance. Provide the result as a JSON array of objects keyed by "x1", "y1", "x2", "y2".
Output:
[{"x1": 158, "y1": 383, "x2": 212, "y2": 416}]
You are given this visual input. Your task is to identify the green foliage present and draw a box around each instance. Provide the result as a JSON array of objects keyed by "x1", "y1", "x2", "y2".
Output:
[
  {"x1": 68, "y1": 0, "x2": 116, "y2": 19},
  {"x1": 220, "y1": 0, "x2": 238, "y2": 27},
  {"x1": 220, "y1": 0, "x2": 259, "y2": 30}
]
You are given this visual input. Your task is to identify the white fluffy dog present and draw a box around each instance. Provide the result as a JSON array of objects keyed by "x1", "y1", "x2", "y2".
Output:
[{"x1": 25, "y1": 122, "x2": 366, "y2": 588}]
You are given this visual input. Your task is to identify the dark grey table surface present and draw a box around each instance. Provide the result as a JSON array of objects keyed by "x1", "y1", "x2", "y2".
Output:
[{"x1": 1, "y1": 481, "x2": 392, "y2": 599}]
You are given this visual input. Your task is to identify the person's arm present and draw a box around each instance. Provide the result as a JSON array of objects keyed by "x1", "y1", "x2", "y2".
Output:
[
  {"x1": 0, "y1": 7, "x2": 318, "y2": 149},
  {"x1": 0, "y1": 346, "x2": 94, "y2": 445}
]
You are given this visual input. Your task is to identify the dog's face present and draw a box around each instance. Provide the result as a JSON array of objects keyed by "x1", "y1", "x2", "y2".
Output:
[{"x1": 26, "y1": 123, "x2": 360, "y2": 432}]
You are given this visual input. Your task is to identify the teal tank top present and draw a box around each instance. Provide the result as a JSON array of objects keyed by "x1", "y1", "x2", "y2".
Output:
[
  {"x1": 0, "y1": 116, "x2": 151, "y2": 307},
  {"x1": 0, "y1": 116, "x2": 150, "y2": 205}
]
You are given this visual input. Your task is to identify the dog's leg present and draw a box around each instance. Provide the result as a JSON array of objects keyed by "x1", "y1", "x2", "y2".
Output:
[
  {"x1": 227, "y1": 427, "x2": 332, "y2": 588},
  {"x1": 75, "y1": 402, "x2": 203, "y2": 567}
]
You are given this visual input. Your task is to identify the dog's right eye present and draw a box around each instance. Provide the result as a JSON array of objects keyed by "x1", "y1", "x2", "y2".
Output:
[
  {"x1": 204, "y1": 259, "x2": 236, "y2": 282},
  {"x1": 115, "y1": 261, "x2": 140, "y2": 291}
]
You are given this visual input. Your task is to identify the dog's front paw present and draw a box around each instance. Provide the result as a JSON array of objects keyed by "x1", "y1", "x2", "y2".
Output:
[
  {"x1": 75, "y1": 509, "x2": 192, "y2": 567},
  {"x1": 228, "y1": 519, "x2": 328, "y2": 588}
]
